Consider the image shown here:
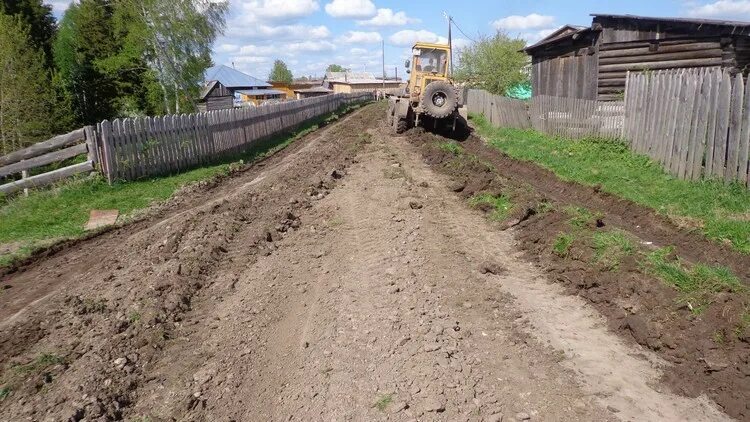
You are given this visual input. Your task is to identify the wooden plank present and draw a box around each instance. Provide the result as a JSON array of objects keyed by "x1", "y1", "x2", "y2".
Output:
[
  {"x1": 711, "y1": 71, "x2": 732, "y2": 179},
  {"x1": 598, "y1": 57, "x2": 724, "y2": 73},
  {"x1": 0, "y1": 143, "x2": 88, "y2": 178},
  {"x1": 704, "y1": 69, "x2": 722, "y2": 178},
  {"x1": 687, "y1": 71, "x2": 711, "y2": 180},
  {"x1": 0, "y1": 128, "x2": 86, "y2": 167},
  {"x1": 726, "y1": 73, "x2": 745, "y2": 183},
  {"x1": 0, "y1": 161, "x2": 94, "y2": 195},
  {"x1": 599, "y1": 49, "x2": 723, "y2": 65},
  {"x1": 679, "y1": 73, "x2": 701, "y2": 179},
  {"x1": 739, "y1": 72, "x2": 750, "y2": 186},
  {"x1": 599, "y1": 42, "x2": 721, "y2": 58}
]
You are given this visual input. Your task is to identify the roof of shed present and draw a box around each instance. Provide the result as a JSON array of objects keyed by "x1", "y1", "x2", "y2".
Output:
[
  {"x1": 590, "y1": 13, "x2": 750, "y2": 28},
  {"x1": 204, "y1": 65, "x2": 271, "y2": 89},
  {"x1": 198, "y1": 80, "x2": 221, "y2": 100},
  {"x1": 236, "y1": 89, "x2": 284, "y2": 96},
  {"x1": 523, "y1": 25, "x2": 596, "y2": 52},
  {"x1": 294, "y1": 86, "x2": 333, "y2": 93}
]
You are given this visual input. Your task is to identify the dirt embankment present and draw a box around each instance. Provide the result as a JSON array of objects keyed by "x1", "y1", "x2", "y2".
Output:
[
  {"x1": 0, "y1": 106, "x2": 377, "y2": 421},
  {"x1": 404, "y1": 127, "x2": 750, "y2": 420}
]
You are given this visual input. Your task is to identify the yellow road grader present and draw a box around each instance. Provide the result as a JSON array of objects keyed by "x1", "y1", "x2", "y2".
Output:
[{"x1": 387, "y1": 42, "x2": 467, "y2": 134}]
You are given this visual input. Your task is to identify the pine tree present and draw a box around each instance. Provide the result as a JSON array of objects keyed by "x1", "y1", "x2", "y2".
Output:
[
  {"x1": 0, "y1": 0, "x2": 56, "y2": 67},
  {"x1": 269, "y1": 60, "x2": 293, "y2": 84},
  {"x1": 53, "y1": 0, "x2": 119, "y2": 125},
  {"x1": 0, "y1": 13, "x2": 52, "y2": 154}
]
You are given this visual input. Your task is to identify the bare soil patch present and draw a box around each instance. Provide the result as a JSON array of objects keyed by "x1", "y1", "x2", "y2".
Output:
[{"x1": 405, "y1": 127, "x2": 750, "y2": 420}]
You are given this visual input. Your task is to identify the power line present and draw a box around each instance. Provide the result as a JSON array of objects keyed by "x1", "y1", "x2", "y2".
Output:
[{"x1": 449, "y1": 17, "x2": 478, "y2": 44}]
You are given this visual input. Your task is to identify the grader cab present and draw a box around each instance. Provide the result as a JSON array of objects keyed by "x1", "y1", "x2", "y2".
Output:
[{"x1": 387, "y1": 42, "x2": 466, "y2": 134}]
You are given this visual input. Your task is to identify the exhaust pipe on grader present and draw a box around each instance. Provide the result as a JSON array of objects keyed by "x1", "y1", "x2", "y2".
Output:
[{"x1": 386, "y1": 42, "x2": 467, "y2": 134}]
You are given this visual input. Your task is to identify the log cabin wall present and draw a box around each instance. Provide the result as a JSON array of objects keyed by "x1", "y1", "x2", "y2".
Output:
[{"x1": 593, "y1": 15, "x2": 750, "y2": 100}]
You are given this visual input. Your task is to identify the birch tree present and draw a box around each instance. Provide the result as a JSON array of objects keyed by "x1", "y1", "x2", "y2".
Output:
[{"x1": 125, "y1": 0, "x2": 228, "y2": 114}]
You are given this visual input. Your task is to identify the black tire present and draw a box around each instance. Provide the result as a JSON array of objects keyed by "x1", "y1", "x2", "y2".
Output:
[
  {"x1": 422, "y1": 81, "x2": 458, "y2": 119},
  {"x1": 395, "y1": 118, "x2": 408, "y2": 134}
]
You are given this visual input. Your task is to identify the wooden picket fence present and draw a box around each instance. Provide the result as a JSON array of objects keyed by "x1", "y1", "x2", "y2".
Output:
[
  {"x1": 624, "y1": 68, "x2": 750, "y2": 185},
  {"x1": 0, "y1": 93, "x2": 372, "y2": 194},
  {"x1": 466, "y1": 89, "x2": 624, "y2": 139},
  {"x1": 466, "y1": 89, "x2": 531, "y2": 130},
  {"x1": 97, "y1": 92, "x2": 371, "y2": 182}
]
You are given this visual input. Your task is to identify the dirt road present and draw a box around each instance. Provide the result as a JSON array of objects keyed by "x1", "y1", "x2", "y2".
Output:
[{"x1": 0, "y1": 103, "x2": 740, "y2": 421}]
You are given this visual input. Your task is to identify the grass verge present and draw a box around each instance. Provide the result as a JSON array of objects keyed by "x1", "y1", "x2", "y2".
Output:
[
  {"x1": 645, "y1": 246, "x2": 746, "y2": 313},
  {"x1": 471, "y1": 114, "x2": 750, "y2": 254},
  {"x1": 0, "y1": 102, "x2": 368, "y2": 268},
  {"x1": 469, "y1": 193, "x2": 513, "y2": 221}
]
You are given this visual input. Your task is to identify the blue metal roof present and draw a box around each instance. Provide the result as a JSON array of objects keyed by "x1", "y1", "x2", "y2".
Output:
[{"x1": 204, "y1": 65, "x2": 271, "y2": 89}]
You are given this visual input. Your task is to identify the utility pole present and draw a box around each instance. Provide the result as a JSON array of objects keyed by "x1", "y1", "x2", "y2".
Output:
[
  {"x1": 382, "y1": 39, "x2": 386, "y2": 90},
  {"x1": 443, "y1": 12, "x2": 453, "y2": 77}
]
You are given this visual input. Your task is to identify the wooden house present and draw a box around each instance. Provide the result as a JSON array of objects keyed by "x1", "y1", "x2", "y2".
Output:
[
  {"x1": 524, "y1": 14, "x2": 750, "y2": 101},
  {"x1": 323, "y1": 72, "x2": 404, "y2": 94},
  {"x1": 198, "y1": 65, "x2": 284, "y2": 110}
]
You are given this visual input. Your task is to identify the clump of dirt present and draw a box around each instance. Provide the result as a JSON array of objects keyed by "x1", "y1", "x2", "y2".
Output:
[{"x1": 404, "y1": 127, "x2": 750, "y2": 420}]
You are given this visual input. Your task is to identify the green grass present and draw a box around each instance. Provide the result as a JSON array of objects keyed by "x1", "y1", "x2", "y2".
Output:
[
  {"x1": 593, "y1": 230, "x2": 635, "y2": 270},
  {"x1": 471, "y1": 114, "x2": 750, "y2": 254},
  {"x1": 645, "y1": 246, "x2": 745, "y2": 312},
  {"x1": 373, "y1": 393, "x2": 393, "y2": 411},
  {"x1": 12, "y1": 353, "x2": 65, "y2": 374},
  {"x1": 0, "y1": 386, "x2": 9, "y2": 400},
  {"x1": 438, "y1": 140, "x2": 463, "y2": 155},
  {"x1": 469, "y1": 193, "x2": 513, "y2": 220},
  {"x1": 564, "y1": 206, "x2": 601, "y2": 228},
  {"x1": 553, "y1": 232, "x2": 575, "y2": 257},
  {"x1": 0, "y1": 102, "x2": 367, "y2": 267}
]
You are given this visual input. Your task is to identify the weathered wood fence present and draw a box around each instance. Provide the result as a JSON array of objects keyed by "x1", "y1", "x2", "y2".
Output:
[
  {"x1": 467, "y1": 68, "x2": 750, "y2": 187},
  {"x1": 0, "y1": 128, "x2": 97, "y2": 195},
  {"x1": 466, "y1": 89, "x2": 624, "y2": 139},
  {"x1": 624, "y1": 68, "x2": 750, "y2": 185},
  {"x1": 0, "y1": 93, "x2": 372, "y2": 194},
  {"x1": 98, "y1": 92, "x2": 372, "y2": 182}
]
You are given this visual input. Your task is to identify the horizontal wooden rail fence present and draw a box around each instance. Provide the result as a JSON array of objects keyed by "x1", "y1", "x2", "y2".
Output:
[
  {"x1": 624, "y1": 68, "x2": 750, "y2": 185},
  {"x1": 98, "y1": 92, "x2": 372, "y2": 182},
  {"x1": 0, "y1": 127, "x2": 97, "y2": 195}
]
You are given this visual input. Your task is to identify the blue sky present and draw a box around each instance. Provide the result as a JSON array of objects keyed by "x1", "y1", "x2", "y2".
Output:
[{"x1": 50, "y1": 0, "x2": 750, "y2": 79}]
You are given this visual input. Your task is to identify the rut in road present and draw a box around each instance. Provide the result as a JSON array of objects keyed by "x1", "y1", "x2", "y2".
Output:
[{"x1": 0, "y1": 103, "x2": 734, "y2": 421}]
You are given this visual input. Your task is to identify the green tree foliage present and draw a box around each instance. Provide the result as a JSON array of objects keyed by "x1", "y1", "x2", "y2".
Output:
[
  {"x1": 326, "y1": 64, "x2": 349, "y2": 73},
  {"x1": 0, "y1": 0, "x2": 56, "y2": 67},
  {"x1": 53, "y1": 0, "x2": 119, "y2": 125},
  {"x1": 269, "y1": 60, "x2": 293, "y2": 84},
  {"x1": 0, "y1": 13, "x2": 52, "y2": 154},
  {"x1": 454, "y1": 32, "x2": 529, "y2": 96},
  {"x1": 119, "y1": 0, "x2": 228, "y2": 114}
]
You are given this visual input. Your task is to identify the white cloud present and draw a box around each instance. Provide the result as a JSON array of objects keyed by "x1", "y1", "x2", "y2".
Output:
[
  {"x1": 356, "y1": 8, "x2": 419, "y2": 26},
  {"x1": 324, "y1": 0, "x2": 377, "y2": 19},
  {"x1": 520, "y1": 28, "x2": 558, "y2": 44},
  {"x1": 287, "y1": 40, "x2": 337, "y2": 53},
  {"x1": 226, "y1": 23, "x2": 330, "y2": 41},
  {"x1": 235, "y1": 0, "x2": 320, "y2": 22},
  {"x1": 215, "y1": 43, "x2": 240, "y2": 53},
  {"x1": 687, "y1": 0, "x2": 750, "y2": 18},
  {"x1": 49, "y1": 0, "x2": 70, "y2": 15},
  {"x1": 451, "y1": 38, "x2": 472, "y2": 51},
  {"x1": 388, "y1": 30, "x2": 448, "y2": 47},
  {"x1": 350, "y1": 47, "x2": 369, "y2": 55},
  {"x1": 238, "y1": 44, "x2": 279, "y2": 56},
  {"x1": 231, "y1": 56, "x2": 272, "y2": 64},
  {"x1": 337, "y1": 31, "x2": 382, "y2": 44},
  {"x1": 492, "y1": 13, "x2": 555, "y2": 30}
]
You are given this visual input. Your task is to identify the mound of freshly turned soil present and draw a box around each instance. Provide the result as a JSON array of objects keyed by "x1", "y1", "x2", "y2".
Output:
[{"x1": 405, "y1": 127, "x2": 750, "y2": 420}]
